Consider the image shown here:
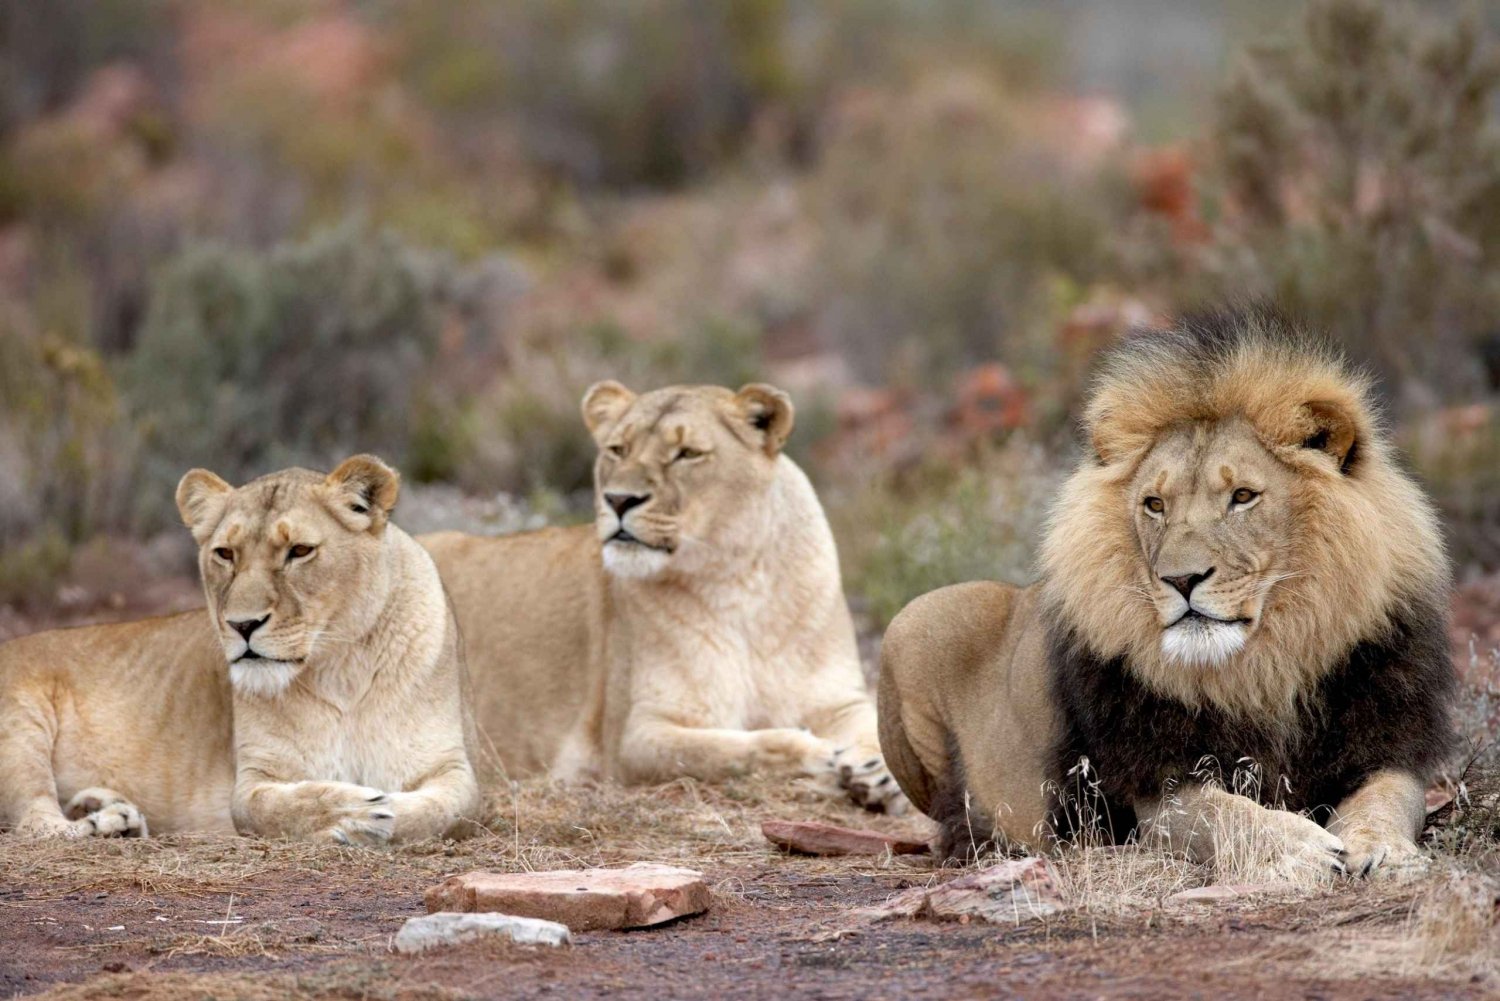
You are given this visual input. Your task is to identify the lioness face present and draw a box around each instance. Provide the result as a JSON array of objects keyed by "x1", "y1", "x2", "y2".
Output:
[
  {"x1": 1130, "y1": 419, "x2": 1301, "y2": 668},
  {"x1": 580, "y1": 381, "x2": 795, "y2": 580},
  {"x1": 175, "y1": 456, "x2": 401, "y2": 696}
]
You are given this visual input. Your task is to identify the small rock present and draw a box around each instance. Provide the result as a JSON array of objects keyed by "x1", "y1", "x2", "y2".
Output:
[
  {"x1": 761, "y1": 820, "x2": 929, "y2": 857},
  {"x1": 394, "y1": 912, "x2": 571, "y2": 953},
  {"x1": 1166, "y1": 884, "x2": 1269, "y2": 905},
  {"x1": 859, "y1": 856, "x2": 1066, "y2": 925},
  {"x1": 424, "y1": 863, "x2": 709, "y2": 931}
]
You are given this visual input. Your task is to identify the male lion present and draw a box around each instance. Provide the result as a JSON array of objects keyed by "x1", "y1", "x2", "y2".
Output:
[
  {"x1": 422, "y1": 382, "x2": 904, "y2": 811},
  {"x1": 879, "y1": 310, "x2": 1455, "y2": 878},
  {"x1": 0, "y1": 456, "x2": 480, "y2": 844}
]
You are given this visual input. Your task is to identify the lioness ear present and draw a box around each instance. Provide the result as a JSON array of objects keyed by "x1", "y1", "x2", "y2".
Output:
[
  {"x1": 325, "y1": 454, "x2": 401, "y2": 532},
  {"x1": 733, "y1": 383, "x2": 795, "y2": 455},
  {"x1": 581, "y1": 381, "x2": 636, "y2": 442},
  {"x1": 176, "y1": 469, "x2": 233, "y2": 545},
  {"x1": 1300, "y1": 400, "x2": 1359, "y2": 473}
]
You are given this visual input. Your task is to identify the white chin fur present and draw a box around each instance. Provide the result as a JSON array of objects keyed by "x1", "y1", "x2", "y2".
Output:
[
  {"x1": 601, "y1": 541, "x2": 672, "y2": 579},
  {"x1": 1161, "y1": 620, "x2": 1247, "y2": 667},
  {"x1": 229, "y1": 660, "x2": 302, "y2": 698}
]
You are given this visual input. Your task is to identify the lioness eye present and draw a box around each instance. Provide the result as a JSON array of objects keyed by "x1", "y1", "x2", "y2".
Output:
[
  {"x1": 674, "y1": 447, "x2": 703, "y2": 462},
  {"x1": 1143, "y1": 497, "x2": 1165, "y2": 515},
  {"x1": 607, "y1": 444, "x2": 626, "y2": 458},
  {"x1": 1231, "y1": 488, "x2": 1259, "y2": 507},
  {"x1": 288, "y1": 544, "x2": 315, "y2": 560},
  {"x1": 213, "y1": 547, "x2": 234, "y2": 563}
]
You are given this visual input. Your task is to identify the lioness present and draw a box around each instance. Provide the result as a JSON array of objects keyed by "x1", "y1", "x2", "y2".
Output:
[
  {"x1": 0, "y1": 456, "x2": 480, "y2": 843},
  {"x1": 879, "y1": 310, "x2": 1456, "y2": 878},
  {"x1": 423, "y1": 382, "x2": 904, "y2": 811}
]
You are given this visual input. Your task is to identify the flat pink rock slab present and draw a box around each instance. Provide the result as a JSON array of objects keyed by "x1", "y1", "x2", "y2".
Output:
[
  {"x1": 860, "y1": 857, "x2": 1066, "y2": 925},
  {"x1": 1166, "y1": 884, "x2": 1270, "y2": 905},
  {"x1": 424, "y1": 863, "x2": 710, "y2": 931},
  {"x1": 761, "y1": 820, "x2": 929, "y2": 857}
]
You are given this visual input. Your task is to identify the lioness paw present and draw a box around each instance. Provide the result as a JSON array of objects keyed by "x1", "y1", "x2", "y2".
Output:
[
  {"x1": 63, "y1": 788, "x2": 148, "y2": 839},
  {"x1": 831, "y1": 749, "x2": 909, "y2": 815},
  {"x1": 321, "y1": 785, "x2": 395, "y2": 847},
  {"x1": 753, "y1": 728, "x2": 837, "y2": 776}
]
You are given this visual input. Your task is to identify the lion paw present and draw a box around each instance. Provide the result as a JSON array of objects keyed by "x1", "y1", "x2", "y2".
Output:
[
  {"x1": 322, "y1": 786, "x2": 396, "y2": 847},
  {"x1": 63, "y1": 788, "x2": 148, "y2": 839},
  {"x1": 1248, "y1": 810, "x2": 1345, "y2": 882},
  {"x1": 830, "y1": 748, "x2": 909, "y2": 815},
  {"x1": 1340, "y1": 834, "x2": 1428, "y2": 880},
  {"x1": 753, "y1": 728, "x2": 837, "y2": 776}
]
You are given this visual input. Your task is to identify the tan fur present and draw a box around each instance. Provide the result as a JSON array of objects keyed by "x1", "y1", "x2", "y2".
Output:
[
  {"x1": 424, "y1": 383, "x2": 904, "y2": 812},
  {"x1": 881, "y1": 316, "x2": 1447, "y2": 876},
  {"x1": 0, "y1": 457, "x2": 480, "y2": 844}
]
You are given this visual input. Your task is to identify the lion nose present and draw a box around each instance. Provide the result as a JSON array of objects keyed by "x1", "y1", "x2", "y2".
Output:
[
  {"x1": 1161, "y1": 570, "x2": 1213, "y2": 600},
  {"x1": 605, "y1": 492, "x2": 649, "y2": 518},
  {"x1": 228, "y1": 615, "x2": 269, "y2": 641}
]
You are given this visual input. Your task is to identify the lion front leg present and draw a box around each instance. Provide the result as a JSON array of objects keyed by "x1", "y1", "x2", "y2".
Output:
[
  {"x1": 1326, "y1": 769, "x2": 1428, "y2": 878},
  {"x1": 1136, "y1": 784, "x2": 1347, "y2": 884}
]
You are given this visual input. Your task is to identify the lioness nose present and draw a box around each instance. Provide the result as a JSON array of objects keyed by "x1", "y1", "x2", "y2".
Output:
[
  {"x1": 605, "y1": 492, "x2": 649, "y2": 517},
  {"x1": 228, "y1": 615, "x2": 269, "y2": 641},
  {"x1": 1161, "y1": 570, "x2": 1213, "y2": 600}
]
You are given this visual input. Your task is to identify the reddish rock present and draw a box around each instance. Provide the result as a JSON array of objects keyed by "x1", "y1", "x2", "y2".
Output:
[
  {"x1": 424, "y1": 864, "x2": 709, "y2": 931},
  {"x1": 860, "y1": 857, "x2": 1066, "y2": 925},
  {"x1": 761, "y1": 820, "x2": 929, "y2": 857},
  {"x1": 1166, "y1": 884, "x2": 1270, "y2": 905}
]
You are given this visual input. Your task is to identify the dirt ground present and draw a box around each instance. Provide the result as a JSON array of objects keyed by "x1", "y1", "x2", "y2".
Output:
[{"x1": 2, "y1": 589, "x2": 1498, "y2": 1000}]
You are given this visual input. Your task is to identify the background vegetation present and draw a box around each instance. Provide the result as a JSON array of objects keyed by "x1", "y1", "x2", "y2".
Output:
[{"x1": 2, "y1": 0, "x2": 1500, "y2": 650}]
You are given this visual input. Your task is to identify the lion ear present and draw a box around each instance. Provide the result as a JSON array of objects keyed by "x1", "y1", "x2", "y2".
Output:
[
  {"x1": 325, "y1": 454, "x2": 401, "y2": 533},
  {"x1": 176, "y1": 469, "x2": 233, "y2": 545},
  {"x1": 733, "y1": 383, "x2": 795, "y2": 455},
  {"x1": 581, "y1": 381, "x2": 636, "y2": 442},
  {"x1": 1299, "y1": 400, "x2": 1359, "y2": 473}
]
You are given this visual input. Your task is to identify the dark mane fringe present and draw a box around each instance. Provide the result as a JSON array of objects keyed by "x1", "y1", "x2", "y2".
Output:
[{"x1": 1046, "y1": 593, "x2": 1458, "y2": 841}]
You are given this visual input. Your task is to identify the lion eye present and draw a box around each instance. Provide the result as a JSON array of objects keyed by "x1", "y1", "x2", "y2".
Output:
[
  {"x1": 607, "y1": 444, "x2": 627, "y2": 458},
  {"x1": 213, "y1": 547, "x2": 234, "y2": 563},
  {"x1": 287, "y1": 544, "x2": 316, "y2": 561},
  {"x1": 1143, "y1": 497, "x2": 1165, "y2": 515},
  {"x1": 673, "y1": 447, "x2": 704, "y2": 462},
  {"x1": 1231, "y1": 488, "x2": 1259, "y2": 507}
]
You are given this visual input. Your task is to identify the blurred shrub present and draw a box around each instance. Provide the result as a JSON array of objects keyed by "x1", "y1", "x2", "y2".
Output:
[
  {"x1": 1206, "y1": 0, "x2": 1500, "y2": 401},
  {"x1": 127, "y1": 220, "x2": 490, "y2": 526},
  {"x1": 808, "y1": 71, "x2": 1120, "y2": 388},
  {"x1": 0, "y1": 327, "x2": 136, "y2": 601},
  {"x1": 832, "y1": 439, "x2": 1063, "y2": 627}
]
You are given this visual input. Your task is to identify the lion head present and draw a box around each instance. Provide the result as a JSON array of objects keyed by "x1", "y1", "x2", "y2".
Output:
[
  {"x1": 580, "y1": 381, "x2": 795, "y2": 579},
  {"x1": 175, "y1": 455, "x2": 402, "y2": 696},
  {"x1": 1041, "y1": 309, "x2": 1449, "y2": 714}
]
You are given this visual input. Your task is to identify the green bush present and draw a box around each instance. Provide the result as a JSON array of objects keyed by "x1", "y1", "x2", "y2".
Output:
[
  {"x1": 126, "y1": 221, "x2": 469, "y2": 526},
  {"x1": 1206, "y1": 0, "x2": 1500, "y2": 398}
]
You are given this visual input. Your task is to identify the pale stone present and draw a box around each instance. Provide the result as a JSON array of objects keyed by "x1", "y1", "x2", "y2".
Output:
[
  {"x1": 394, "y1": 912, "x2": 571, "y2": 953},
  {"x1": 1165, "y1": 884, "x2": 1270, "y2": 905},
  {"x1": 424, "y1": 863, "x2": 709, "y2": 931}
]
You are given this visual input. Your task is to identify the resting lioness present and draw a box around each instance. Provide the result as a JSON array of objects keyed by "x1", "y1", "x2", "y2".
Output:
[
  {"x1": 0, "y1": 456, "x2": 480, "y2": 843},
  {"x1": 423, "y1": 382, "x2": 904, "y2": 811},
  {"x1": 879, "y1": 310, "x2": 1456, "y2": 878}
]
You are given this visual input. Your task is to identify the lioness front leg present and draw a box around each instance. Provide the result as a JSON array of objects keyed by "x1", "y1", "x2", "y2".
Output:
[
  {"x1": 233, "y1": 779, "x2": 395, "y2": 846},
  {"x1": 804, "y1": 697, "x2": 909, "y2": 814},
  {"x1": 617, "y1": 712, "x2": 833, "y2": 785},
  {"x1": 381, "y1": 761, "x2": 481, "y2": 842},
  {"x1": 1136, "y1": 784, "x2": 1346, "y2": 883},
  {"x1": 1326, "y1": 769, "x2": 1428, "y2": 878}
]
